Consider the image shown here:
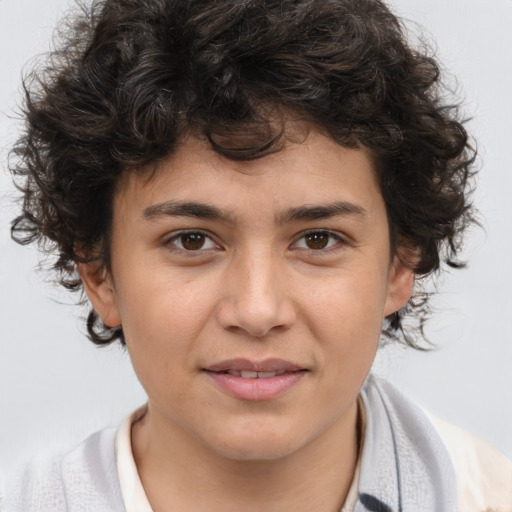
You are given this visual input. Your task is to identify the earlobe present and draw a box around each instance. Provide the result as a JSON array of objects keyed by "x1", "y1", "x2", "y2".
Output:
[
  {"x1": 383, "y1": 256, "x2": 415, "y2": 317},
  {"x1": 77, "y1": 262, "x2": 122, "y2": 328}
]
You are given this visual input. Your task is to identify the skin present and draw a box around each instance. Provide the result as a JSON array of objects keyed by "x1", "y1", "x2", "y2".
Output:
[{"x1": 79, "y1": 129, "x2": 414, "y2": 511}]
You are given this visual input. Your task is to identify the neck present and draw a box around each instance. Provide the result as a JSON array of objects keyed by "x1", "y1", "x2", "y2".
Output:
[{"x1": 132, "y1": 400, "x2": 360, "y2": 512}]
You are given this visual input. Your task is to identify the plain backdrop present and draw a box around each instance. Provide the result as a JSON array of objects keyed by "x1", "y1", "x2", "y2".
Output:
[{"x1": 1, "y1": 0, "x2": 511, "y2": 475}]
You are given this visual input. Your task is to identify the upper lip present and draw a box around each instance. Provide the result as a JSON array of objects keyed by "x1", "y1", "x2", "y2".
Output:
[{"x1": 204, "y1": 358, "x2": 305, "y2": 373}]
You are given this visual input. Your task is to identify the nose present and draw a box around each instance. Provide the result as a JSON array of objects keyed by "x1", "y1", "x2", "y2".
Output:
[{"x1": 215, "y1": 249, "x2": 296, "y2": 338}]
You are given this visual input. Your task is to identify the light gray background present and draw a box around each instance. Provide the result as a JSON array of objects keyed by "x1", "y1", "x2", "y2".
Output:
[{"x1": 1, "y1": 0, "x2": 511, "y2": 473}]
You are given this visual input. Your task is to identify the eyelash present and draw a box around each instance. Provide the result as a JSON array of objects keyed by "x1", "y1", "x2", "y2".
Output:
[
  {"x1": 164, "y1": 230, "x2": 220, "y2": 253},
  {"x1": 292, "y1": 230, "x2": 347, "y2": 252},
  {"x1": 163, "y1": 229, "x2": 347, "y2": 254}
]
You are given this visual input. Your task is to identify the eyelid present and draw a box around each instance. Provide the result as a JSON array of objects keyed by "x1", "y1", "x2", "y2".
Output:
[
  {"x1": 163, "y1": 229, "x2": 222, "y2": 252},
  {"x1": 291, "y1": 229, "x2": 349, "y2": 251}
]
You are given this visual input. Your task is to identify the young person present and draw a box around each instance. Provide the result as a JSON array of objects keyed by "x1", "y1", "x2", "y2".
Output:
[{"x1": 5, "y1": 0, "x2": 511, "y2": 510}]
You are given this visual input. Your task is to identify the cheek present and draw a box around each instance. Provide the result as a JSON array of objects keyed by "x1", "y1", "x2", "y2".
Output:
[
  {"x1": 305, "y1": 269, "x2": 387, "y2": 331},
  {"x1": 300, "y1": 269, "x2": 386, "y2": 365},
  {"x1": 115, "y1": 261, "x2": 215, "y2": 331},
  {"x1": 118, "y1": 285, "x2": 214, "y2": 405},
  {"x1": 113, "y1": 269, "x2": 222, "y2": 385}
]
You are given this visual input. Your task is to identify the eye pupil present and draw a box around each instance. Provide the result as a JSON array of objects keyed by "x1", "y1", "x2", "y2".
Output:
[
  {"x1": 181, "y1": 233, "x2": 205, "y2": 250},
  {"x1": 305, "y1": 232, "x2": 329, "y2": 249}
]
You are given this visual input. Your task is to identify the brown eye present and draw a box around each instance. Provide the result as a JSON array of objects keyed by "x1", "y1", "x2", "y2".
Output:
[
  {"x1": 180, "y1": 232, "x2": 206, "y2": 250},
  {"x1": 167, "y1": 231, "x2": 218, "y2": 252},
  {"x1": 293, "y1": 231, "x2": 344, "y2": 252},
  {"x1": 304, "y1": 232, "x2": 330, "y2": 250}
]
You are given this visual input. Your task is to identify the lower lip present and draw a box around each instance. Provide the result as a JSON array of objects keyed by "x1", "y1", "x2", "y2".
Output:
[{"x1": 205, "y1": 371, "x2": 306, "y2": 401}]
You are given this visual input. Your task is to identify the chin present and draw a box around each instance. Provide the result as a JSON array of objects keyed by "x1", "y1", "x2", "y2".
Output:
[
  {"x1": 203, "y1": 422, "x2": 309, "y2": 462},
  {"x1": 214, "y1": 440, "x2": 301, "y2": 462}
]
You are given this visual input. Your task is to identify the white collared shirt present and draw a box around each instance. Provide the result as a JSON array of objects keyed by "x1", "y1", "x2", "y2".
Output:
[
  {"x1": 114, "y1": 404, "x2": 512, "y2": 511},
  {"x1": 114, "y1": 404, "x2": 363, "y2": 512}
]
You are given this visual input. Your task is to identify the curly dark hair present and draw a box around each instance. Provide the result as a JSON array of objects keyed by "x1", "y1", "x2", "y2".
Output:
[{"x1": 10, "y1": 0, "x2": 476, "y2": 347}]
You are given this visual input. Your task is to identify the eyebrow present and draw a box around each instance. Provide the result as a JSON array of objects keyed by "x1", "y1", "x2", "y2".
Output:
[
  {"x1": 142, "y1": 200, "x2": 238, "y2": 224},
  {"x1": 141, "y1": 200, "x2": 366, "y2": 224},
  {"x1": 276, "y1": 201, "x2": 367, "y2": 224}
]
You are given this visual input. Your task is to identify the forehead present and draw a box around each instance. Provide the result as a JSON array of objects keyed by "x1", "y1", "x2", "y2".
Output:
[{"x1": 115, "y1": 131, "x2": 384, "y2": 222}]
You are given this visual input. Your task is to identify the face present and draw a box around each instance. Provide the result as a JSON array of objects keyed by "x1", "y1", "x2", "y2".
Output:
[{"x1": 81, "y1": 130, "x2": 413, "y2": 462}]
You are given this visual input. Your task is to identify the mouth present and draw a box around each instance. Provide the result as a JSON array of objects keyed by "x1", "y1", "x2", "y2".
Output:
[
  {"x1": 202, "y1": 359, "x2": 308, "y2": 401},
  {"x1": 213, "y1": 369, "x2": 289, "y2": 379},
  {"x1": 204, "y1": 358, "x2": 306, "y2": 374}
]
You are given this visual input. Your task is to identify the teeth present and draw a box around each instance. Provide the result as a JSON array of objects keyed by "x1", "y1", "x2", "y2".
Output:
[
  {"x1": 240, "y1": 371, "x2": 258, "y2": 379},
  {"x1": 257, "y1": 371, "x2": 277, "y2": 378},
  {"x1": 222, "y1": 370, "x2": 292, "y2": 378},
  {"x1": 235, "y1": 370, "x2": 286, "y2": 379}
]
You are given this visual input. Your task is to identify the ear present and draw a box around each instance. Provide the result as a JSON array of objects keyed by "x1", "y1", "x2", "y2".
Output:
[
  {"x1": 77, "y1": 262, "x2": 121, "y2": 328},
  {"x1": 383, "y1": 256, "x2": 415, "y2": 317}
]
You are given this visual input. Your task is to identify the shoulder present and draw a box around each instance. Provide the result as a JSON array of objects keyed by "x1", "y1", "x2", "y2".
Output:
[
  {"x1": 4, "y1": 428, "x2": 125, "y2": 512},
  {"x1": 427, "y1": 413, "x2": 512, "y2": 512},
  {"x1": 4, "y1": 451, "x2": 67, "y2": 512},
  {"x1": 361, "y1": 376, "x2": 512, "y2": 511},
  {"x1": 359, "y1": 376, "x2": 459, "y2": 509}
]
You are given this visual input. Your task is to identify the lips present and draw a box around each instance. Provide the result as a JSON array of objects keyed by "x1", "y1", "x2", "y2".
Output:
[
  {"x1": 203, "y1": 358, "x2": 307, "y2": 401},
  {"x1": 204, "y1": 358, "x2": 304, "y2": 374},
  {"x1": 223, "y1": 369, "x2": 287, "y2": 378}
]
